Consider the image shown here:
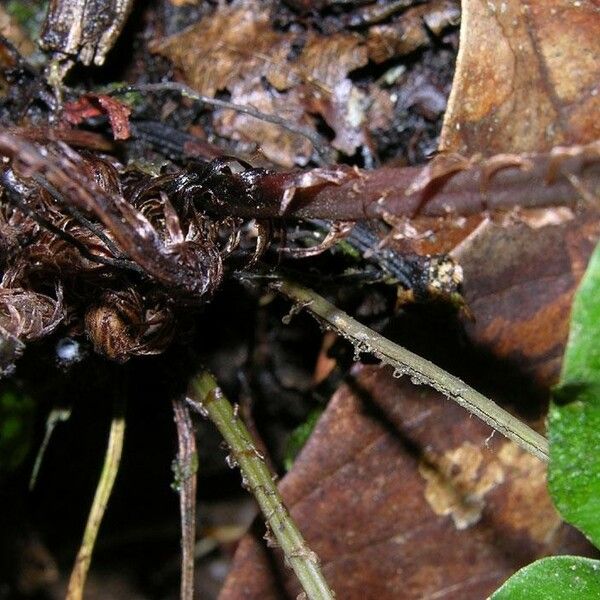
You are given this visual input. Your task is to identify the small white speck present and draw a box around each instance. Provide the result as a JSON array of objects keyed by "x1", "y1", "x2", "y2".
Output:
[{"x1": 56, "y1": 338, "x2": 83, "y2": 364}]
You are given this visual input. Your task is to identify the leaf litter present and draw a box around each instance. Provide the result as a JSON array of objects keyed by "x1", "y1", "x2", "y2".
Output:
[{"x1": 0, "y1": 0, "x2": 599, "y2": 598}]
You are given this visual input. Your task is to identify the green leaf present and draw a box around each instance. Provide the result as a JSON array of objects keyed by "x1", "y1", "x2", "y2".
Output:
[
  {"x1": 548, "y1": 242, "x2": 600, "y2": 547},
  {"x1": 0, "y1": 388, "x2": 35, "y2": 472},
  {"x1": 283, "y1": 409, "x2": 323, "y2": 471},
  {"x1": 559, "y1": 242, "x2": 600, "y2": 386},
  {"x1": 491, "y1": 556, "x2": 600, "y2": 599},
  {"x1": 549, "y1": 383, "x2": 600, "y2": 546}
]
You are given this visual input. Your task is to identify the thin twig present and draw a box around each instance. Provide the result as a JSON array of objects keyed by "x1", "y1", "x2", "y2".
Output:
[
  {"x1": 108, "y1": 82, "x2": 333, "y2": 164},
  {"x1": 31, "y1": 173, "x2": 129, "y2": 261},
  {"x1": 172, "y1": 398, "x2": 198, "y2": 600},
  {"x1": 66, "y1": 394, "x2": 126, "y2": 600},
  {"x1": 186, "y1": 371, "x2": 335, "y2": 600},
  {"x1": 29, "y1": 407, "x2": 71, "y2": 490},
  {"x1": 1, "y1": 173, "x2": 144, "y2": 275},
  {"x1": 274, "y1": 278, "x2": 550, "y2": 462}
]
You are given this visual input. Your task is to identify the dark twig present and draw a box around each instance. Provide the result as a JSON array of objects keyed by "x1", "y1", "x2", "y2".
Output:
[
  {"x1": 345, "y1": 0, "x2": 426, "y2": 27},
  {"x1": 108, "y1": 82, "x2": 334, "y2": 164},
  {"x1": 1, "y1": 173, "x2": 144, "y2": 274},
  {"x1": 172, "y1": 398, "x2": 198, "y2": 600},
  {"x1": 199, "y1": 143, "x2": 600, "y2": 220},
  {"x1": 130, "y1": 120, "x2": 224, "y2": 160},
  {"x1": 30, "y1": 173, "x2": 129, "y2": 261}
]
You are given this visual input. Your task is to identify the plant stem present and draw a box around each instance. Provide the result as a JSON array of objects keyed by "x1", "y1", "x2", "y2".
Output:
[
  {"x1": 274, "y1": 278, "x2": 550, "y2": 463},
  {"x1": 172, "y1": 398, "x2": 198, "y2": 600},
  {"x1": 29, "y1": 406, "x2": 71, "y2": 490},
  {"x1": 66, "y1": 395, "x2": 126, "y2": 600},
  {"x1": 187, "y1": 371, "x2": 335, "y2": 600}
]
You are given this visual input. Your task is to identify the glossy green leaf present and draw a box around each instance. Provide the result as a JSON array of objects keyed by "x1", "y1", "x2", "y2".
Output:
[
  {"x1": 548, "y1": 242, "x2": 600, "y2": 547},
  {"x1": 491, "y1": 556, "x2": 600, "y2": 599},
  {"x1": 558, "y1": 242, "x2": 600, "y2": 386}
]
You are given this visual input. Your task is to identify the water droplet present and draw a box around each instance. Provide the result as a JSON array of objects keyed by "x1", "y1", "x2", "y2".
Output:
[
  {"x1": 56, "y1": 337, "x2": 85, "y2": 367},
  {"x1": 352, "y1": 341, "x2": 370, "y2": 362},
  {"x1": 170, "y1": 459, "x2": 182, "y2": 492},
  {"x1": 410, "y1": 376, "x2": 421, "y2": 385},
  {"x1": 225, "y1": 454, "x2": 238, "y2": 469},
  {"x1": 393, "y1": 367, "x2": 405, "y2": 379}
]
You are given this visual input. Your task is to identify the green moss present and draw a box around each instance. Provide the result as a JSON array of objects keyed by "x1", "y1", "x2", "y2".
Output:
[
  {"x1": 6, "y1": 0, "x2": 47, "y2": 39},
  {"x1": 284, "y1": 409, "x2": 323, "y2": 471},
  {"x1": 0, "y1": 388, "x2": 35, "y2": 472}
]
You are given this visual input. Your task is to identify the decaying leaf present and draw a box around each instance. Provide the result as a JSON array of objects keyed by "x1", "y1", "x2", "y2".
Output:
[
  {"x1": 418, "y1": 441, "x2": 505, "y2": 530},
  {"x1": 222, "y1": 203, "x2": 600, "y2": 600},
  {"x1": 150, "y1": 2, "x2": 291, "y2": 97},
  {"x1": 367, "y1": 0, "x2": 460, "y2": 64},
  {"x1": 63, "y1": 94, "x2": 132, "y2": 141},
  {"x1": 214, "y1": 81, "x2": 314, "y2": 168},
  {"x1": 434, "y1": 0, "x2": 600, "y2": 388},
  {"x1": 453, "y1": 211, "x2": 600, "y2": 387},
  {"x1": 152, "y1": 0, "x2": 377, "y2": 162},
  {"x1": 221, "y1": 367, "x2": 595, "y2": 599},
  {"x1": 440, "y1": 0, "x2": 600, "y2": 154}
]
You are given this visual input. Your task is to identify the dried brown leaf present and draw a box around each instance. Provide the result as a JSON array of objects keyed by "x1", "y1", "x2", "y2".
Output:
[
  {"x1": 293, "y1": 32, "x2": 367, "y2": 92},
  {"x1": 221, "y1": 367, "x2": 595, "y2": 599},
  {"x1": 222, "y1": 203, "x2": 600, "y2": 598},
  {"x1": 440, "y1": 0, "x2": 600, "y2": 154},
  {"x1": 367, "y1": 0, "x2": 459, "y2": 64},
  {"x1": 214, "y1": 81, "x2": 314, "y2": 168},
  {"x1": 453, "y1": 210, "x2": 600, "y2": 386},
  {"x1": 151, "y1": 2, "x2": 292, "y2": 97},
  {"x1": 63, "y1": 94, "x2": 132, "y2": 141},
  {"x1": 152, "y1": 1, "x2": 371, "y2": 161}
]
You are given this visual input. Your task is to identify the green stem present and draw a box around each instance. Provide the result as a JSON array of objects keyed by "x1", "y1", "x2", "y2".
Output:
[
  {"x1": 187, "y1": 372, "x2": 335, "y2": 600},
  {"x1": 29, "y1": 407, "x2": 71, "y2": 490},
  {"x1": 66, "y1": 396, "x2": 126, "y2": 600},
  {"x1": 274, "y1": 278, "x2": 549, "y2": 463}
]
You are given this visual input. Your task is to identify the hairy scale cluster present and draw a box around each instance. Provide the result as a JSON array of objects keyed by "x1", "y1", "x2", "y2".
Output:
[{"x1": 0, "y1": 133, "x2": 269, "y2": 369}]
